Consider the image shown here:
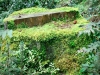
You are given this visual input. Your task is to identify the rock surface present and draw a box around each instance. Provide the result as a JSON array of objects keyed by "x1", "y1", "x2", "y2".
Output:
[{"x1": 9, "y1": 11, "x2": 79, "y2": 27}]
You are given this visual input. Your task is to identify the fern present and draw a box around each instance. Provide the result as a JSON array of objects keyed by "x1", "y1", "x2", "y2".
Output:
[{"x1": 78, "y1": 21, "x2": 100, "y2": 75}]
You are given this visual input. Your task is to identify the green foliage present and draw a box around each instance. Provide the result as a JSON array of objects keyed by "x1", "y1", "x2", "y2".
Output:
[
  {"x1": 46, "y1": 32, "x2": 92, "y2": 74},
  {"x1": 0, "y1": 24, "x2": 60, "y2": 75},
  {"x1": 0, "y1": 30, "x2": 12, "y2": 39},
  {"x1": 57, "y1": 0, "x2": 100, "y2": 19},
  {"x1": 76, "y1": 0, "x2": 100, "y2": 18},
  {"x1": 56, "y1": 0, "x2": 83, "y2": 7},
  {"x1": 79, "y1": 42, "x2": 100, "y2": 75},
  {"x1": 7, "y1": 21, "x2": 16, "y2": 29},
  {"x1": 78, "y1": 21, "x2": 100, "y2": 75},
  {"x1": 76, "y1": 3, "x2": 100, "y2": 74},
  {"x1": 0, "y1": 38, "x2": 59, "y2": 75},
  {"x1": 79, "y1": 22, "x2": 100, "y2": 41},
  {"x1": 0, "y1": 0, "x2": 60, "y2": 29},
  {"x1": 68, "y1": 40, "x2": 76, "y2": 48},
  {"x1": 7, "y1": 21, "x2": 29, "y2": 29},
  {"x1": 0, "y1": 1, "x2": 96, "y2": 74},
  {"x1": 0, "y1": 0, "x2": 59, "y2": 13},
  {"x1": 0, "y1": 19, "x2": 92, "y2": 74}
]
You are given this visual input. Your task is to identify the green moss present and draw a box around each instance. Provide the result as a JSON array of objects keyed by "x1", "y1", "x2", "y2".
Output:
[
  {"x1": 50, "y1": 7, "x2": 78, "y2": 12},
  {"x1": 4, "y1": 7, "x2": 79, "y2": 22},
  {"x1": 54, "y1": 54, "x2": 79, "y2": 72},
  {"x1": 10, "y1": 7, "x2": 48, "y2": 16},
  {"x1": 10, "y1": 7, "x2": 78, "y2": 16},
  {"x1": 12, "y1": 16, "x2": 87, "y2": 41},
  {"x1": 3, "y1": 17, "x2": 14, "y2": 22},
  {"x1": 13, "y1": 24, "x2": 81, "y2": 41}
]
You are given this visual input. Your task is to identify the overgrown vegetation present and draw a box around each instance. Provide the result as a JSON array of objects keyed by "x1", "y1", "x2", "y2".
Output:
[
  {"x1": 0, "y1": 19, "x2": 92, "y2": 75},
  {"x1": 0, "y1": 29, "x2": 60, "y2": 75},
  {"x1": 0, "y1": 25, "x2": 92, "y2": 75},
  {"x1": 78, "y1": 22, "x2": 100, "y2": 75},
  {"x1": 0, "y1": 0, "x2": 100, "y2": 75},
  {"x1": 4, "y1": 6, "x2": 78, "y2": 23},
  {"x1": 0, "y1": 0, "x2": 60, "y2": 28}
]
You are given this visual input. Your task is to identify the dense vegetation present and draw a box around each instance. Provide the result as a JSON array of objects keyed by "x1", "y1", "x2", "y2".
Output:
[{"x1": 0, "y1": 0, "x2": 100, "y2": 75}]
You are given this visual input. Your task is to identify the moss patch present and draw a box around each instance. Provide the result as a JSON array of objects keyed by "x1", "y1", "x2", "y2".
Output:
[
  {"x1": 10, "y1": 7, "x2": 48, "y2": 16},
  {"x1": 12, "y1": 17, "x2": 87, "y2": 41},
  {"x1": 4, "y1": 7, "x2": 78, "y2": 22},
  {"x1": 10, "y1": 7, "x2": 78, "y2": 16}
]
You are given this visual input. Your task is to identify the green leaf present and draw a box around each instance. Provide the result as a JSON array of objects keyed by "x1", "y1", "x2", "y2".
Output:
[
  {"x1": 7, "y1": 30, "x2": 12, "y2": 38},
  {"x1": 0, "y1": 30, "x2": 12, "y2": 39},
  {"x1": 80, "y1": 67, "x2": 87, "y2": 72},
  {"x1": 82, "y1": 63, "x2": 89, "y2": 67},
  {"x1": 88, "y1": 73, "x2": 93, "y2": 75},
  {"x1": 89, "y1": 64, "x2": 95, "y2": 68}
]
